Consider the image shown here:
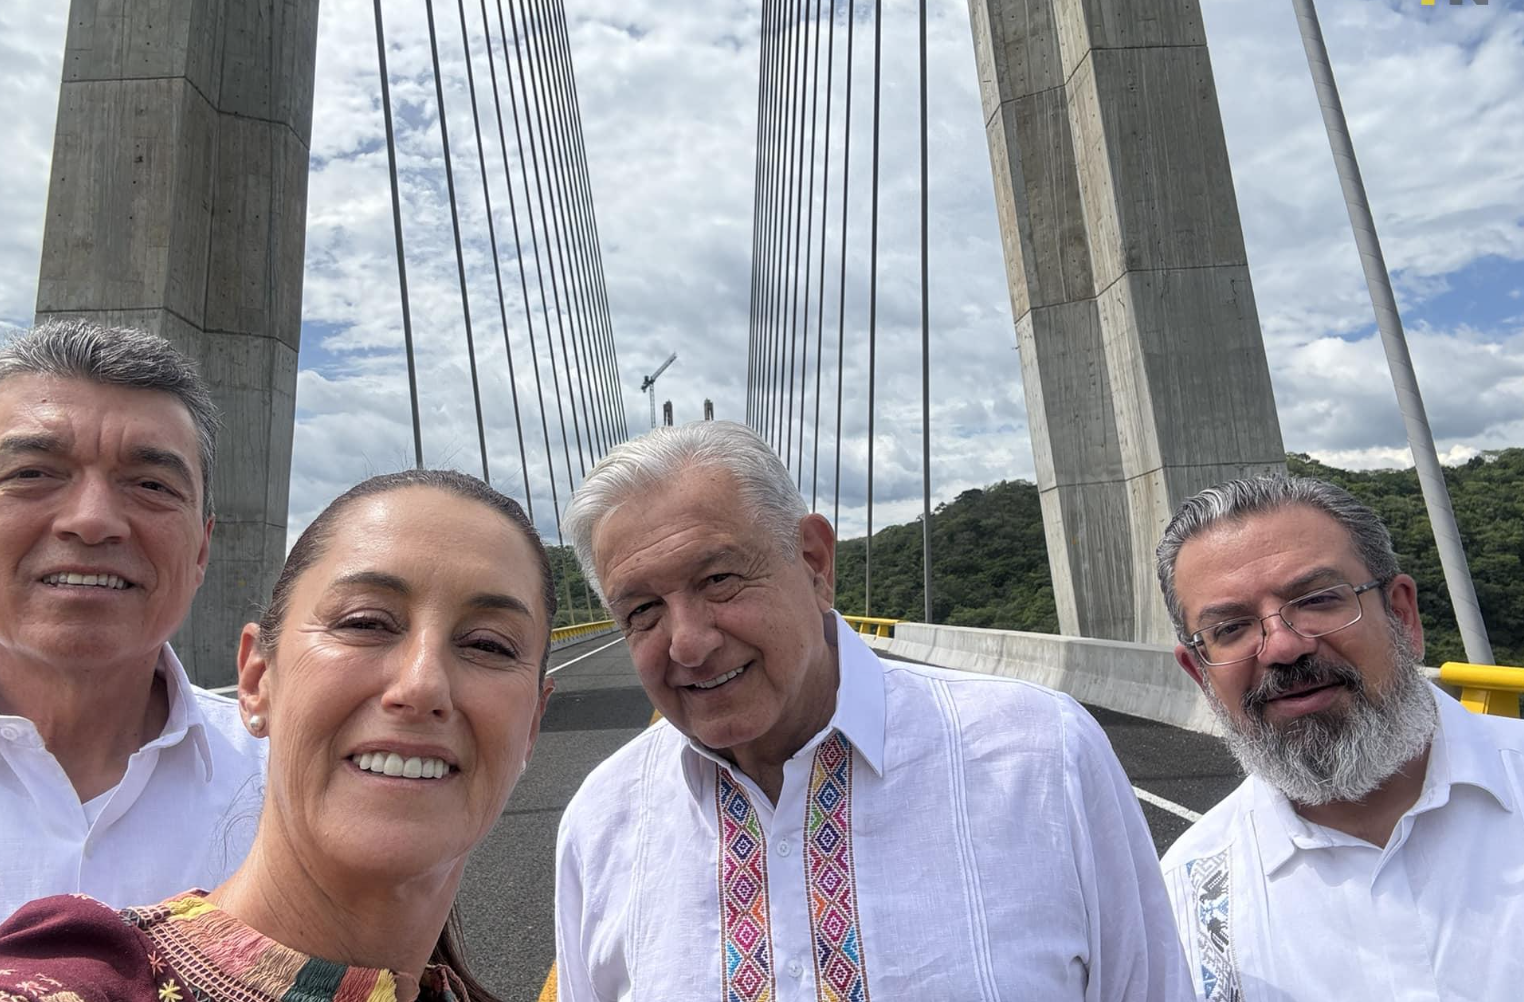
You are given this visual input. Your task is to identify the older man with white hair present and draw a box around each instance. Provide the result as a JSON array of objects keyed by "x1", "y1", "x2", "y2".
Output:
[
  {"x1": 1155, "y1": 476, "x2": 1524, "y2": 1000},
  {"x1": 554, "y1": 420, "x2": 1190, "y2": 1001},
  {"x1": 0, "y1": 320, "x2": 264, "y2": 918}
]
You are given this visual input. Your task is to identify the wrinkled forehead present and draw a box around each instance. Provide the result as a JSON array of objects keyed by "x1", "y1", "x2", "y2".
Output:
[
  {"x1": 0, "y1": 374, "x2": 201, "y2": 474},
  {"x1": 1174, "y1": 506, "x2": 1367, "y2": 615}
]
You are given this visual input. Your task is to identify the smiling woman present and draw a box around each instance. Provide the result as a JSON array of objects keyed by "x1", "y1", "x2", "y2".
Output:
[{"x1": 0, "y1": 469, "x2": 557, "y2": 1002}]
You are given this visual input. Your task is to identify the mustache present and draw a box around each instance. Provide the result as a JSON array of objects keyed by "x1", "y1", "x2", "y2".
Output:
[{"x1": 1243, "y1": 655, "x2": 1364, "y2": 718}]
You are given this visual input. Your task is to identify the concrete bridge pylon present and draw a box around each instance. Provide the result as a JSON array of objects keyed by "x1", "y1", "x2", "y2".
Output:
[
  {"x1": 969, "y1": 0, "x2": 1287, "y2": 645},
  {"x1": 35, "y1": 1, "x2": 321, "y2": 684}
]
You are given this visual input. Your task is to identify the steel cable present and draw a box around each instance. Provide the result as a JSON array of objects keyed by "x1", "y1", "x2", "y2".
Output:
[
  {"x1": 832, "y1": 0, "x2": 857, "y2": 533},
  {"x1": 918, "y1": 0, "x2": 932, "y2": 623},
  {"x1": 370, "y1": 0, "x2": 424, "y2": 469},
  {"x1": 507, "y1": 0, "x2": 588, "y2": 481},
  {"x1": 423, "y1": 0, "x2": 492, "y2": 484},
  {"x1": 542, "y1": 0, "x2": 627, "y2": 444},
  {"x1": 794, "y1": 0, "x2": 825, "y2": 488},
  {"x1": 809, "y1": 0, "x2": 838, "y2": 511},
  {"x1": 454, "y1": 0, "x2": 534, "y2": 509},
  {"x1": 501, "y1": 0, "x2": 582, "y2": 493},
  {"x1": 520, "y1": 0, "x2": 603, "y2": 462},
  {"x1": 537, "y1": 0, "x2": 618, "y2": 455},
  {"x1": 491, "y1": 0, "x2": 575, "y2": 535},
  {"x1": 864, "y1": 0, "x2": 883, "y2": 615},
  {"x1": 746, "y1": 0, "x2": 773, "y2": 428}
]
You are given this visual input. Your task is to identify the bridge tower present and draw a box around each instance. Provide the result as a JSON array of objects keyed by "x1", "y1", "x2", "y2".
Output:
[
  {"x1": 34, "y1": 2, "x2": 321, "y2": 684},
  {"x1": 969, "y1": 0, "x2": 1286, "y2": 644}
]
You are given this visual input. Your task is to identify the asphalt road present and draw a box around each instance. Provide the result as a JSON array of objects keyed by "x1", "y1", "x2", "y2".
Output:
[{"x1": 454, "y1": 633, "x2": 1244, "y2": 1001}]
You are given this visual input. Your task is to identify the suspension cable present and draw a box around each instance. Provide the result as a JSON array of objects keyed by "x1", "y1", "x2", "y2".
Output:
[
  {"x1": 501, "y1": 0, "x2": 581, "y2": 495},
  {"x1": 508, "y1": 0, "x2": 588, "y2": 483},
  {"x1": 746, "y1": 0, "x2": 773, "y2": 428},
  {"x1": 455, "y1": 0, "x2": 533, "y2": 508},
  {"x1": 491, "y1": 0, "x2": 573, "y2": 528},
  {"x1": 535, "y1": 0, "x2": 615, "y2": 456},
  {"x1": 833, "y1": 0, "x2": 857, "y2": 533},
  {"x1": 478, "y1": 0, "x2": 556, "y2": 527},
  {"x1": 918, "y1": 0, "x2": 932, "y2": 623},
  {"x1": 794, "y1": 0, "x2": 825, "y2": 488},
  {"x1": 370, "y1": 0, "x2": 424, "y2": 469},
  {"x1": 521, "y1": 0, "x2": 603, "y2": 462},
  {"x1": 809, "y1": 0, "x2": 838, "y2": 510},
  {"x1": 761, "y1": 0, "x2": 788, "y2": 445},
  {"x1": 423, "y1": 0, "x2": 492, "y2": 484},
  {"x1": 543, "y1": 0, "x2": 627, "y2": 443},
  {"x1": 864, "y1": 0, "x2": 883, "y2": 615}
]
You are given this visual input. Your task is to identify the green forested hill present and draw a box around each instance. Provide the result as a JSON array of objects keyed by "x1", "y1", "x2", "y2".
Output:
[{"x1": 833, "y1": 449, "x2": 1524, "y2": 667}]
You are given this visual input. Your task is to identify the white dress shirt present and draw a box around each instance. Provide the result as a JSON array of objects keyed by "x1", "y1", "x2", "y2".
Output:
[
  {"x1": 556, "y1": 612, "x2": 1192, "y2": 1001},
  {"x1": 0, "y1": 645, "x2": 266, "y2": 918},
  {"x1": 1161, "y1": 686, "x2": 1524, "y2": 1001}
]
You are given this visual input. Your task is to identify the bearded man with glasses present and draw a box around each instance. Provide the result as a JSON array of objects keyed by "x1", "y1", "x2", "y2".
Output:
[{"x1": 1153, "y1": 475, "x2": 1523, "y2": 1001}]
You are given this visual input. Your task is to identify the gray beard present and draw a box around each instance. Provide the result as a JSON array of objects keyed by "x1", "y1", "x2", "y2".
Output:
[{"x1": 1204, "y1": 619, "x2": 1437, "y2": 806}]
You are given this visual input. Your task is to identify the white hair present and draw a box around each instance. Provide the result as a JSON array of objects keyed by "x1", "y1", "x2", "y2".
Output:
[{"x1": 564, "y1": 421, "x2": 808, "y2": 599}]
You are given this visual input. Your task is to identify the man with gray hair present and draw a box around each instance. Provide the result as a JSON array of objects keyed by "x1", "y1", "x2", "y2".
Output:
[
  {"x1": 1155, "y1": 475, "x2": 1524, "y2": 999},
  {"x1": 554, "y1": 420, "x2": 1190, "y2": 1000},
  {"x1": 0, "y1": 319, "x2": 263, "y2": 918}
]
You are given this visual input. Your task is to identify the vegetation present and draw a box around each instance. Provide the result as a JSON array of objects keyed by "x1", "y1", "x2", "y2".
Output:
[
  {"x1": 547, "y1": 545, "x2": 609, "y2": 628},
  {"x1": 834, "y1": 449, "x2": 1524, "y2": 667}
]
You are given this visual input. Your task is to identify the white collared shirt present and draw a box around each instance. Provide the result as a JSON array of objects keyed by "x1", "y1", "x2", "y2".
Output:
[
  {"x1": 0, "y1": 645, "x2": 266, "y2": 918},
  {"x1": 1161, "y1": 686, "x2": 1524, "y2": 1001},
  {"x1": 555, "y1": 612, "x2": 1192, "y2": 1001}
]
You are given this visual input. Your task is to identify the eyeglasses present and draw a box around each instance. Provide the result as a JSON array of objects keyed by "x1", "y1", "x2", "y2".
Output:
[{"x1": 1187, "y1": 579, "x2": 1386, "y2": 667}]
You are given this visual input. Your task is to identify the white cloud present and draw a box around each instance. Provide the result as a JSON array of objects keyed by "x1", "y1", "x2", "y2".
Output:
[{"x1": 1, "y1": 0, "x2": 1521, "y2": 548}]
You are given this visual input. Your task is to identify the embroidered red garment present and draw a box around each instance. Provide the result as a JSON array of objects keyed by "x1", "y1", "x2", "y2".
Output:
[{"x1": 0, "y1": 892, "x2": 463, "y2": 1002}]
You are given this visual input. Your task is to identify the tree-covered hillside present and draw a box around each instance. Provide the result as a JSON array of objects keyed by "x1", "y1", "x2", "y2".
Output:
[{"x1": 834, "y1": 449, "x2": 1524, "y2": 667}]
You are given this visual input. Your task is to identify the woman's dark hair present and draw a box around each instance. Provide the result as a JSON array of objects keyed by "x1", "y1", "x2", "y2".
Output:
[{"x1": 255, "y1": 468, "x2": 556, "y2": 996}]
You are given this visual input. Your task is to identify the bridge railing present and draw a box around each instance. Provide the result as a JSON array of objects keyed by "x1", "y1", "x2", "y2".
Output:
[
  {"x1": 1440, "y1": 662, "x2": 1524, "y2": 718},
  {"x1": 843, "y1": 616, "x2": 900, "y2": 638},
  {"x1": 550, "y1": 620, "x2": 618, "y2": 651}
]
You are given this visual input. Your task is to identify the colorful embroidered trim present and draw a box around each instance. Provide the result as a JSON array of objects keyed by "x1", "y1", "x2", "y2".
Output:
[
  {"x1": 717, "y1": 770, "x2": 776, "y2": 1002},
  {"x1": 1185, "y1": 850, "x2": 1242, "y2": 1002},
  {"x1": 804, "y1": 732, "x2": 869, "y2": 1002},
  {"x1": 123, "y1": 895, "x2": 407, "y2": 1002}
]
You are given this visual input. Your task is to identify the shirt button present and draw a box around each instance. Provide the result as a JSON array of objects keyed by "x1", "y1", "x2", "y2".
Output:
[
  {"x1": 0, "y1": 725, "x2": 20, "y2": 741},
  {"x1": 787, "y1": 960, "x2": 804, "y2": 979},
  {"x1": 776, "y1": 838, "x2": 790, "y2": 856}
]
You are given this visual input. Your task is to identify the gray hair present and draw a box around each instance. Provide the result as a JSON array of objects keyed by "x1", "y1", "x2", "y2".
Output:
[
  {"x1": 0, "y1": 319, "x2": 220, "y2": 517},
  {"x1": 1156, "y1": 475, "x2": 1401, "y2": 641},
  {"x1": 564, "y1": 421, "x2": 809, "y2": 599}
]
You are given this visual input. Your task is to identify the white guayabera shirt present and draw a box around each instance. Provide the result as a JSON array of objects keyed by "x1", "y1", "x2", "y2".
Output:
[
  {"x1": 1161, "y1": 687, "x2": 1524, "y2": 1001},
  {"x1": 555, "y1": 612, "x2": 1192, "y2": 1001},
  {"x1": 0, "y1": 645, "x2": 266, "y2": 919}
]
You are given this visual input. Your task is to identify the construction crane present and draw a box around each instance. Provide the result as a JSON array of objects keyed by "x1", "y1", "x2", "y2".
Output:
[{"x1": 640, "y1": 352, "x2": 677, "y2": 429}]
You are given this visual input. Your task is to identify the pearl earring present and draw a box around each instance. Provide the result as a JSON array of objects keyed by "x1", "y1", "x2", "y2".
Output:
[
  {"x1": 519, "y1": 760, "x2": 528, "y2": 776},
  {"x1": 247, "y1": 714, "x2": 265, "y2": 735}
]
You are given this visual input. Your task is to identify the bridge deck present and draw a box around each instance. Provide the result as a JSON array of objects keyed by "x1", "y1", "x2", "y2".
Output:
[{"x1": 455, "y1": 633, "x2": 1242, "y2": 1000}]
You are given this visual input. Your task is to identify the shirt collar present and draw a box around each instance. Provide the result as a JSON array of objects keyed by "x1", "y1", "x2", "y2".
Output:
[
  {"x1": 145, "y1": 644, "x2": 217, "y2": 782},
  {"x1": 678, "y1": 610, "x2": 888, "y2": 803},
  {"x1": 0, "y1": 644, "x2": 215, "y2": 780},
  {"x1": 1252, "y1": 683, "x2": 1514, "y2": 877}
]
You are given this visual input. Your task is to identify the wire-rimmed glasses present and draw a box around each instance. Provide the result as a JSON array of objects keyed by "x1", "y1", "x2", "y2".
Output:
[{"x1": 1187, "y1": 579, "x2": 1386, "y2": 667}]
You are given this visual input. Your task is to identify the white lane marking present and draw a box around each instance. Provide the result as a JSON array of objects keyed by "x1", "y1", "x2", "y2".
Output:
[
  {"x1": 548, "y1": 635, "x2": 626, "y2": 676},
  {"x1": 1133, "y1": 786, "x2": 1204, "y2": 824},
  {"x1": 210, "y1": 684, "x2": 238, "y2": 696}
]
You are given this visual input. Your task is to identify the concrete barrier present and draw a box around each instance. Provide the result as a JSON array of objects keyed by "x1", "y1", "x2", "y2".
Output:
[{"x1": 866, "y1": 622, "x2": 1223, "y2": 735}]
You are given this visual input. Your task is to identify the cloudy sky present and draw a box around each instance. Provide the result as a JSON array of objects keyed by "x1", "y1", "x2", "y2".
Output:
[{"x1": 2, "y1": 0, "x2": 1521, "y2": 548}]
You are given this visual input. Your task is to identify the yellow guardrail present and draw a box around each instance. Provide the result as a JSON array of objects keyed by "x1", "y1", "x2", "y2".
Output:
[
  {"x1": 1440, "y1": 662, "x2": 1524, "y2": 718},
  {"x1": 842, "y1": 615, "x2": 899, "y2": 638},
  {"x1": 550, "y1": 619, "x2": 616, "y2": 645}
]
